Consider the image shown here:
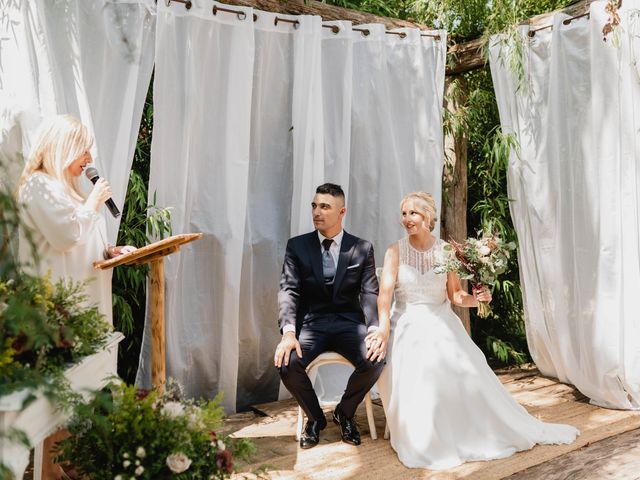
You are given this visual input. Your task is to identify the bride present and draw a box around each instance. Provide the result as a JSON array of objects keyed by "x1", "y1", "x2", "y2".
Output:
[{"x1": 369, "y1": 192, "x2": 579, "y2": 470}]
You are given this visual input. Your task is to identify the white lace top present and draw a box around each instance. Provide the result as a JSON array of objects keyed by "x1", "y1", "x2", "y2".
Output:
[{"x1": 394, "y1": 237, "x2": 448, "y2": 308}]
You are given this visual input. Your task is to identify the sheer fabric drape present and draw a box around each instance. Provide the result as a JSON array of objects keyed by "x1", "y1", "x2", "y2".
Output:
[
  {"x1": 489, "y1": 1, "x2": 640, "y2": 409},
  {"x1": 0, "y1": 0, "x2": 155, "y2": 241},
  {"x1": 142, "y1": 0, "x2": 446, "y2": 412}
]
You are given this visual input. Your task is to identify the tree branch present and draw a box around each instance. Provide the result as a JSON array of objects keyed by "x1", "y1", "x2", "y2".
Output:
[{"x1": 220, "y1": 0, "x2": 429, "y2": 30}]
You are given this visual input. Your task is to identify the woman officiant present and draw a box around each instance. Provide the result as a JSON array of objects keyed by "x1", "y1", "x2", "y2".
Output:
[
  {"x1": 15, "y1": 115, "x2": 134, "y2": 324},
  {"x1": 15, "y1": 114, "x2": 134, "y2": 479}
]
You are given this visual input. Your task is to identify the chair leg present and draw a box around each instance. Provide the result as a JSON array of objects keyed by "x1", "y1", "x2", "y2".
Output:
[
  {"x1": 384, "y1": 422, "x2": 390, "y2": 440},
  {"x1": 34, "y1": 441, "x2": 44, "y2": 480},
  {"x1": 296, "y1": 405, "x2": 304, "y2": 441},
  {"x1": 364, "y1": 393, "x2": 377, "y2": 440}
]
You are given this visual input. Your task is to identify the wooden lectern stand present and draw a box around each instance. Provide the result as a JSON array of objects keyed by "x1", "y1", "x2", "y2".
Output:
[{"x1": 94, "y1": 233, "x2": 202, "y2": 392}]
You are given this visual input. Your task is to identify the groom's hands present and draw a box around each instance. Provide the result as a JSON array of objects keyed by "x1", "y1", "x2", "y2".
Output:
[
  {"x1": 365, "y1": 328, "x2": 389, "y2": 362},
  {"x1": 274, "y1": 331, "x2": 303, "y2": 368}
]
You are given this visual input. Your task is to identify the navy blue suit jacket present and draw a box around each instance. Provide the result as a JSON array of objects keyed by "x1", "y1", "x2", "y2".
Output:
[{"x1": 278, "y1": 230, "x2": 379, "y2": 334}]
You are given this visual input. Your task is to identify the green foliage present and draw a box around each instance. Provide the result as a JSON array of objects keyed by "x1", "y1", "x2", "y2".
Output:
[
  {"x1": 0, "y1": 273, "x2": 111, "y2": 399},
  {"x1": 0, "y1": 168, "x2": 23, "y2": 279},
  {"x1": 113, "y1": 82, "x2": 172, "y2": 383},
  {"x1": 461, "y1": 68, "x2": 529, "y2": 365},
  {"x1": 57, "y1": 381, "x2": 255, "y2": 479}
]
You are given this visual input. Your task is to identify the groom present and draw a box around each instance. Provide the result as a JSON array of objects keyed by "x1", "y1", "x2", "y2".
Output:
[{"x1": 274, "y1": 183, "x2": 385, "y2": 449}]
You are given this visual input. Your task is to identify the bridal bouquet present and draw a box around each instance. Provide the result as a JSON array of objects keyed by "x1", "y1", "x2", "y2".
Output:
[{"x1": 434, "y1": 231, "x2": 516, "y2": 318}]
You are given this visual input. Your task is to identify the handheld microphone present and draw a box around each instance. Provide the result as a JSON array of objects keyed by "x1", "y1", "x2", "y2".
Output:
[{"x1": 84, "y1": 167, "x2": 121, "y2": 218}]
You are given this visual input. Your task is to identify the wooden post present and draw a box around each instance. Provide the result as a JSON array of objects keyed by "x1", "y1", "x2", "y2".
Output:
[
  {"x1": 150, "y1": 258, "x2": 166, "y2": 393},
  {"x1": 94, "y1": 234, "x2": 202, "y2": 393},
  {"x1": 441, "y1": 76, "x2": 471, "y2": 335}
]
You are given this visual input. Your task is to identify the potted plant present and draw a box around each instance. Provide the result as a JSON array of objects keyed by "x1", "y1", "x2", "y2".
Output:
[
  {"x1": 0, "y1": 166, "x2": 120, "y2": 478},
  {"x1": 57, "y1": 380, "x2": 255, "y2": 479}
]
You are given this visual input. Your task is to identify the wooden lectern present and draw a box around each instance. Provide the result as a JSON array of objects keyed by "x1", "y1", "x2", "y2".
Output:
[{"x1": 94, "y1": 233, "x2": 202, "y2": 392}]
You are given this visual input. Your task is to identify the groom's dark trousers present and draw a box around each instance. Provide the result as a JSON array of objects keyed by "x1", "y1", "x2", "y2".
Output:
[{"x1": 278, "y1": 230, "x2": 384, "y2": 422}]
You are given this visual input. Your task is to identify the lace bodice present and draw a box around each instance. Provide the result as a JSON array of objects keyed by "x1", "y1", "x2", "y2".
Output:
[{"x1": 394, "y1": 237, "x2": 448, "y2": 307}]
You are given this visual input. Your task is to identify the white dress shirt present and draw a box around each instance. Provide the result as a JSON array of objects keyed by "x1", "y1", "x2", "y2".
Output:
[{"x1": 318, "y1": 229, "x2": 343, "y2": 265}]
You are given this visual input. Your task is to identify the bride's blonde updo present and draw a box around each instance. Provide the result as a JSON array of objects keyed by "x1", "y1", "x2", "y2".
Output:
[{"x1": 400, "y1": 192, "x2": 437, "y2": 232}]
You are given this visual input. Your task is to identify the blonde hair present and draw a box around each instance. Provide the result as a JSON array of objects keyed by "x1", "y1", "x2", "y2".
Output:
[
  {"x1": 400, "y1": 192, "x2": 437, "y2": 231},
  {"x1": 15, "y1": 115, "x2": 93, "y2": 201}
]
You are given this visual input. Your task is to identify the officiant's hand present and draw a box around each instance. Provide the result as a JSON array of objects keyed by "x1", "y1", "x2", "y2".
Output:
[
  {"x1": 365, "y1": 328, "x2": 389, "y2": 362},
  {"x1": 105, "y1": 245, "x2": 137, "y2": 258},
  {"x1": 274, "y1": 331, "x2": 302, "y2": 368}
]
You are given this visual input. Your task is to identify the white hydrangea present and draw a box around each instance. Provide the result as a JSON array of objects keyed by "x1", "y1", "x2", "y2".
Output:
[{"x1": 161, "y1": 401, "x2": 185, "y2": 418}]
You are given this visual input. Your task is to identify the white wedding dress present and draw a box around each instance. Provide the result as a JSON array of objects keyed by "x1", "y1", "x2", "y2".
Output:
[{"x1": 377, "y1": 237, "x2": 579, "y2": 470}]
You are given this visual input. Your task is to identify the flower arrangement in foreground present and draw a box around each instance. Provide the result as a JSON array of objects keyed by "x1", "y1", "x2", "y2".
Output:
[
  {"x1": 0, "y1": 273, "x2": 111, "y2": 399},
  {"x1": 434, "y1": 230, "x2": 516, "y2": 318},
  {"x1": 57, "y1": 380, "x2": 256, "y2": 479}
]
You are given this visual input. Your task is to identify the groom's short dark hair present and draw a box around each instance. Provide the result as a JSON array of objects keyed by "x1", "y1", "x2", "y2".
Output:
[{"x1": 316, "y1": 183, "x2": 345, "y2": 201}]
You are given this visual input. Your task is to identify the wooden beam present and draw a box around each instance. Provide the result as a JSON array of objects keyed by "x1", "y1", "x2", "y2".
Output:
[
  {"x1": 446, "y1": 0, "x2": 595, "y2": 75},
  {"x1": 220, "y1": 0, "x2": 429, "y2": 30},
  {"x1": 441, "y1": 77, "x2": 471, "y2": 334}
]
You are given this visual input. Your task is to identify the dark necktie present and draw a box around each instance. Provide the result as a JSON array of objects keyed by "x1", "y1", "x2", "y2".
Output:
[{"x1": 322, "y1": 238, "x2": 336, "y2": 285}]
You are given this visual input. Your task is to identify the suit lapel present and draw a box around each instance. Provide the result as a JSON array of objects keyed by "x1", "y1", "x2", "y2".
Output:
[
  {"x1": 332, "y1": 231, "x2": 356, "y2": 295},
  {"x1": 307, "y1": 233, "x2": 326, "y2": 289}
]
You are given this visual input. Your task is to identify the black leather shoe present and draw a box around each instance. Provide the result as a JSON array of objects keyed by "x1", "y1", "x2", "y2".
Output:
[
  {"x1": 332, "y1": 408, "x2": 361, "y2": 446},
  {"x1": 300, "y1": 419, "x2": 326, "y2": 449}
]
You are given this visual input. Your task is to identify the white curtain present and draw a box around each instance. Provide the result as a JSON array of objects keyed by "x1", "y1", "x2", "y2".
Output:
[
  {"x1": 489, "y1": 0, "x2": 640, "y2": 409},
  {"x1": 142, "y1": 0, "x2": 446, "y2": 412},
  {"x1": 0, "y1": 0, "x2": 155, "y2": 241},
  {"x1": 316, "y1": 24, "x2": 447, "y2": 403}
]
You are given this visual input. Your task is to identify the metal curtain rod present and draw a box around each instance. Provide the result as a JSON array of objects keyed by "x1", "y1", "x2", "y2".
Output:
[
  {"x1": 166, "y1": 0, "x2": 440, "y2": 40},
  {"x1": 528, "y1": 12, "x2": 590, "y2": 37}
]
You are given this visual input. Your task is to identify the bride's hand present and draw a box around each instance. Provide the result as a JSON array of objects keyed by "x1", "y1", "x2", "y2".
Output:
[
  {"x1": 366, "y1": 328, "x2": 389, "y2": 362},
  {"x1": 473, "y1": 285, "x2": 493, "y2": 304}
]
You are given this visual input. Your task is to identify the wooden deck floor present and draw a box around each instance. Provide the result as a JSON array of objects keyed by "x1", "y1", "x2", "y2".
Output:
[{"x1": 227, "y1": 366, "x2": 640, "y2": 480}]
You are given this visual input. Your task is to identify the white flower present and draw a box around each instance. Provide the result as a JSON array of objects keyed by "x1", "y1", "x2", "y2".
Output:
[
  {"x1": 135, "y1": 466, "x2": 145, "y2": 476},
  {"x1": 217, "y1": 440, "x2": 226, "y2": 451},
  {"x1": 123, "y1": 460, "x2": 131, "y2": 468},
  {"x1": 161, "y1": 401, "x2": 185, "y2": 418},
  {"x1": 478, "y1": 245, "x2": 491, "y2": 256},
  {"x1": 123, "y1": 453, "x2": 130, "y2": 459},
  {"x1": 136, "y1": 446, "x2": 146, "y2": 458},
  {"x1": 135, "y1": 460, "x2": 140, "y2": 466},
  {"x1": 187, "y1": 411, "x2": 201, "y2": 428},
  {"x1": 114, "y1": 476, "x2": 123, "y2": 480},
  {"x1": 166, "y1": 453, "x2": 192, "y2": 474}
]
